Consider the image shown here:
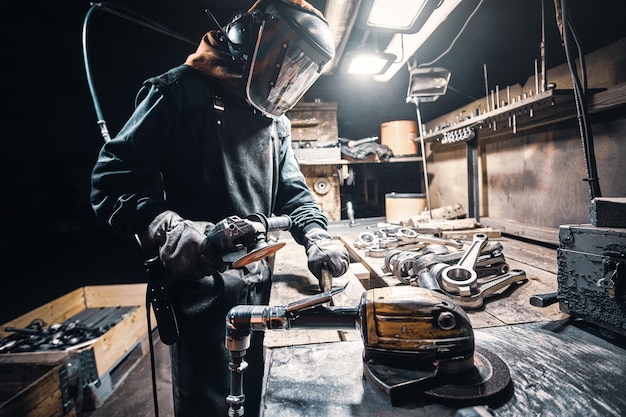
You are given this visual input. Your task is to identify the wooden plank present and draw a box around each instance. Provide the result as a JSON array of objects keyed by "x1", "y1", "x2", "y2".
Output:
[
  {"x1": 349, "y1": 262, "x2": 371, "y2": 289},
  {"x1": 83, "y1": 284, "x2": 148, "y2": 308},
  {"x1": 90, "y1": 304, "x2": 150, "y2": 378},
  {"x1": 0, "y1": 363, "x2": 69, "y2": 417},
  {"x1": 441, "y1": 227, "x2": 501, "y2": 240},
  {"x1": 480, "y1": 217, "x2": 559, "y2": 247}
]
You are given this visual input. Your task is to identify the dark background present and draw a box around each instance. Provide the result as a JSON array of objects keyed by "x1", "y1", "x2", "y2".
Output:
[{"x1": 2, "y1": 0, "x2": 625, "y2": 324}]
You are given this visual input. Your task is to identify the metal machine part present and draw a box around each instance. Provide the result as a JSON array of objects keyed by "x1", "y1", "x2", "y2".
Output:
[
  {"x1": 346, "y1": 201, "x2": 356, "y2": 227},
  {"x1": 441, "y1": 234, "x2": 488, "y2": 296},
  {"x1": 410, "y1": 241, "x2": 504, "y2": 276},
  {"x1": 0, "y1": 307, "x2": 136, "y2": 353},
  {"x1": 381, "y1": 234, "x2": 523, "y2": 310},
  {"x1": 364, "y1": 345, "x2": 511, "y2": 407},
  {"x1": 383, "y1": 241, "x2": 507, "y2": 285},
  {"x1": 444, "y1": 269, "x2": 528, "y2": 310},
  {"x1": 529, "y1": 291, "x2": 559, "y2": 307},
  {"x1": 354, "y1": 228, "x2": 463, "y2": 252},
  {"x1": 224, "y1": 285, "x2": 512, "y2": 415},
  {"x1": 360, "y1": 287, "x2": 475, "y2": 374},
  {"x1": 203, "y1": 213, "x2": 292, "y2": 268}
]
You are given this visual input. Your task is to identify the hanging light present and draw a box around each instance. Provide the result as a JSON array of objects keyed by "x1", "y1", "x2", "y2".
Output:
[
  {"x1": 365, "y1": 0, "x2": 441, "y2": 33},
  {"x1": 342, "y1": 51, "x2": 396, "y2": 75},
  {"x1": 374, "y1": 0, "x2": 463, "y2": 82},
  {"x1": 406, "y1": 67, "x2": 452, "y2": 103}
]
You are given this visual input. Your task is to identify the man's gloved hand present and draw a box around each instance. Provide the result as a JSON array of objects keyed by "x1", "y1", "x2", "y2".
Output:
[
  {"x1": 138, "y1": 210, "x2": 223, "y2": 279},
  {"x1": 304, "y1": 228, "x2": 350, "y2": 280}
]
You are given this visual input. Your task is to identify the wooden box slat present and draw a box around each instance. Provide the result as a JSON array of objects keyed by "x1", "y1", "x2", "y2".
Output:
[
  {"x1": 0, "y1": 362, "x2": 69, "y2": 417},
  {"x1": 0, "y1": 284, "x2": 153, "y2": 380}
]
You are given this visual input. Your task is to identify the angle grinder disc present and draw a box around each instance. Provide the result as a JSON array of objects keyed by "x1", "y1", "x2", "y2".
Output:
[
  {"x1": 232, "y1": 242, "x2": 286, "y2": 268},
  {"x1": 364, "y1": 345, "x2": 512, "y2": 407}
]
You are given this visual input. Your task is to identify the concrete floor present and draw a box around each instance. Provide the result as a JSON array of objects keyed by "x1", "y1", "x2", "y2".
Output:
[{"x1": 77, "y1": 336, "x2": 174, "y2": 417}]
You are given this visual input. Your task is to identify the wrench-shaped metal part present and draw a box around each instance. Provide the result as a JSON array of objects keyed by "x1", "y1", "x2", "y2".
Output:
[
  {"x1": 475, "y1": 261, "x2": 509, "y2": 278},
  {"x1": 446, "y1": 269, "x2": 527, "y2": 309},
  {"x1": 441, "y1": 233, "x2": 488, "y2": 296},
  {"x1": 414, "y1": 233, "x2": 464, "y2": 249},
  {"x1": 381, "y1": 249, "x2": 402, "y2": 274},
  {"x1": 410, "y1": 241, "x2": 503, "y2": 276},
  {"x1": 392, "y1": 252, "x2": 421, "y2": 283}
]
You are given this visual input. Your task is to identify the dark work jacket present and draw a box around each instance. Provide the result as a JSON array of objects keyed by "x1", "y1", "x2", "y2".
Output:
[
  {"x1": 91, "y1": 64, "x2": 327, "y2": 244},
  {"x1": 90, "y1": 64, "x2": 328, "y2": 417}
]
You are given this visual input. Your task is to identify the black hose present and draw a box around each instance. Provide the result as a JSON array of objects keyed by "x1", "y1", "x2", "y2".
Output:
[
  {"x1": 82, "y1": 4, "x2": 111, "y2": 142},
  {"x1": 560, "y1": 0, "x2": 601, "y2": 200},
  {"x1": 81, "y1": 2, "x2": 196, "y2": 143}
]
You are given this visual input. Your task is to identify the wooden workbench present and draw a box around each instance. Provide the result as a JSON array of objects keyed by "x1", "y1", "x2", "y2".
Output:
[{"x1": 261, "y1": 219, "x2": 626, "y2": 417}]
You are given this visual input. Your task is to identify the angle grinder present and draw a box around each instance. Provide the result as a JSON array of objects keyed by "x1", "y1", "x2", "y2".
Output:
[
  {"x1": 224, "y1": 285, "x2": 512, "y2": 416},
  {"x1": 203, "y1": 213, "x2": 292, "y2": 268},
  {"x1": 361, "y1": 286, "x2": 511, "y2": 407}
]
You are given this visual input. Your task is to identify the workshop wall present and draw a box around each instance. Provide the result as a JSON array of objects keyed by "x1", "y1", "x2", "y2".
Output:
[{"x1": 424, "y1": 39, "x2": 626, "y2": 243}]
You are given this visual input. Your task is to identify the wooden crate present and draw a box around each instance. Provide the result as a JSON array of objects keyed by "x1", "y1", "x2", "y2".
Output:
[
  {"x1": 0, "y1": 362, "x2": 74, "y2": 417},
  {"x1": 0, "y1": 284, "x2": 154, "y2": 410},
  {"x1": 287, "y1": 101, "x2": 338, "y2": 144}
]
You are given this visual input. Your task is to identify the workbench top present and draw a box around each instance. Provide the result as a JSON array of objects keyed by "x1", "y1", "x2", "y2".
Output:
[{"x1": 261, "y1": 219, "x2": 626, "y2": 417}]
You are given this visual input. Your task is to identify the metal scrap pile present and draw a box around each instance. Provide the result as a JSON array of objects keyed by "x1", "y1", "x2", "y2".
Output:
[
  {"x1": 0, "y1": 306, "x2": 136, "y2": 353},
  {"x1": 353, "y1": 226, "x2": 527, "y2": 309}
]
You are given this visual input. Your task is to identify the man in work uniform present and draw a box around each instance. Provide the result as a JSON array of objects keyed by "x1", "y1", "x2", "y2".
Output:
[{"x1": 90, "y1": 1, "x2": 350, "y2": 415}]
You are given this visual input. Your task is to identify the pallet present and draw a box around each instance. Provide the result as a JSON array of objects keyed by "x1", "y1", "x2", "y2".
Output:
[
  {"x1": 78, "y1": 330, "x2": 153, "y2": 410},
  {"x1": 0, "y1": 284, "x2": 155, "y2": 411}
]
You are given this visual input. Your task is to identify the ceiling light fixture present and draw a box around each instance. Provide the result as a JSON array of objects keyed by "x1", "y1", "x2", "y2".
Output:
[
  {"x1": 365, "y1": 0, "x2": 441, "y2": 33},
  {"x1": 406, "y1": 67, "x2": 451, "y2": 102},
  {"x1": 342, "y1": 51, "x2": 397, "y2": 75},
  {"x1": 374, "y1": 0, "x2": 463, "y2": 82}
]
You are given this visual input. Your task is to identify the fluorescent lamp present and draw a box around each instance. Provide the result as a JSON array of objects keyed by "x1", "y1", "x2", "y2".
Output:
[
  {"x1": 367, "y1": 0, "x2": 431, "y2": 31},
  {"x1": 342, "y1": 51, "x2": 396, "y2": 75},
  {"x1": 374, "y1": 0, "x2": 462, "y2": 82}
]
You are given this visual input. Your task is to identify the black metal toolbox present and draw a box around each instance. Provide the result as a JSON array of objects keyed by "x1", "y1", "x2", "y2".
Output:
[{"x1": 557, "y1": 224, "x2": 626, "y2": 336}]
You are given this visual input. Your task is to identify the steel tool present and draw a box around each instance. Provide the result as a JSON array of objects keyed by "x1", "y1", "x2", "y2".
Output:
[
  {"x1": 203, "y1": 213, "x2": 292, "y2": 268},
  {"x1": 441, "y1": 234, "x2": 488, "y2": 296},
  {"x1": 223, "y1": 285, "x2": 512, "y2": 415}
]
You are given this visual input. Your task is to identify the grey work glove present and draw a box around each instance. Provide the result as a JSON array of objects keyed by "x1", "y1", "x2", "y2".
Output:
[
  {"x1": 304, "y1": 228, "x2": 350, "y2": 281},
  {"x1": 138, "y1": 210, "x2": 222, "y2": 280}
]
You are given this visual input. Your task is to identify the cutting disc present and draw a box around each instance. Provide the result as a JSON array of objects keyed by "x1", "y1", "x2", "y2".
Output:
[
  {"x1": 313, "y1": 177, "x2": 332, "y2": 195},
  {"x1": 364, "y1": 345, "x2": 512, "y2": 407},
  {"x1": 232, "y1": 242, "x2": 286, "y2": 268}
]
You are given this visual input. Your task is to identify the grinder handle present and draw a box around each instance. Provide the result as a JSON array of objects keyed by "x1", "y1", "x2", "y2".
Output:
[
  {"x1": 265, "y1": 214, "x2": 292, "y2": 232},
  {"x1": 320, "y1": 267, "x2": 334, "y2": 306},
  {"x1": 320, "y1": 267, "x2": 333, "y2": 293}
]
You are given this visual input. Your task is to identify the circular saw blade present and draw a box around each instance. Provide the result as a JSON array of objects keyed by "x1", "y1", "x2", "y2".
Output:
[
  {"x1": 364, "y1": 345, "x2": 512, "y2": 407},
  {"x1": 421, "y1": 345, "x2": 511, "y2": 404},
  {"x1": 232, "y1": 242, "x2": 286, "y2": 268}
]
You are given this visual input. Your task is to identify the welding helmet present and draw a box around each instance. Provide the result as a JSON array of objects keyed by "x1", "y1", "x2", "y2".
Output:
[{"x1": 224, "y1": 0, "x2": 335, "y2": 117}]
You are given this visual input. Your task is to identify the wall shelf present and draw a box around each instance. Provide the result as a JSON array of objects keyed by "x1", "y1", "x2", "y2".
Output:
[
  {"x1": 419, "y1": 84, "x2": 626, "y2": 146},
  {"x1": 298, "y1": 155, "x2": 423, "y2": 166}
]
